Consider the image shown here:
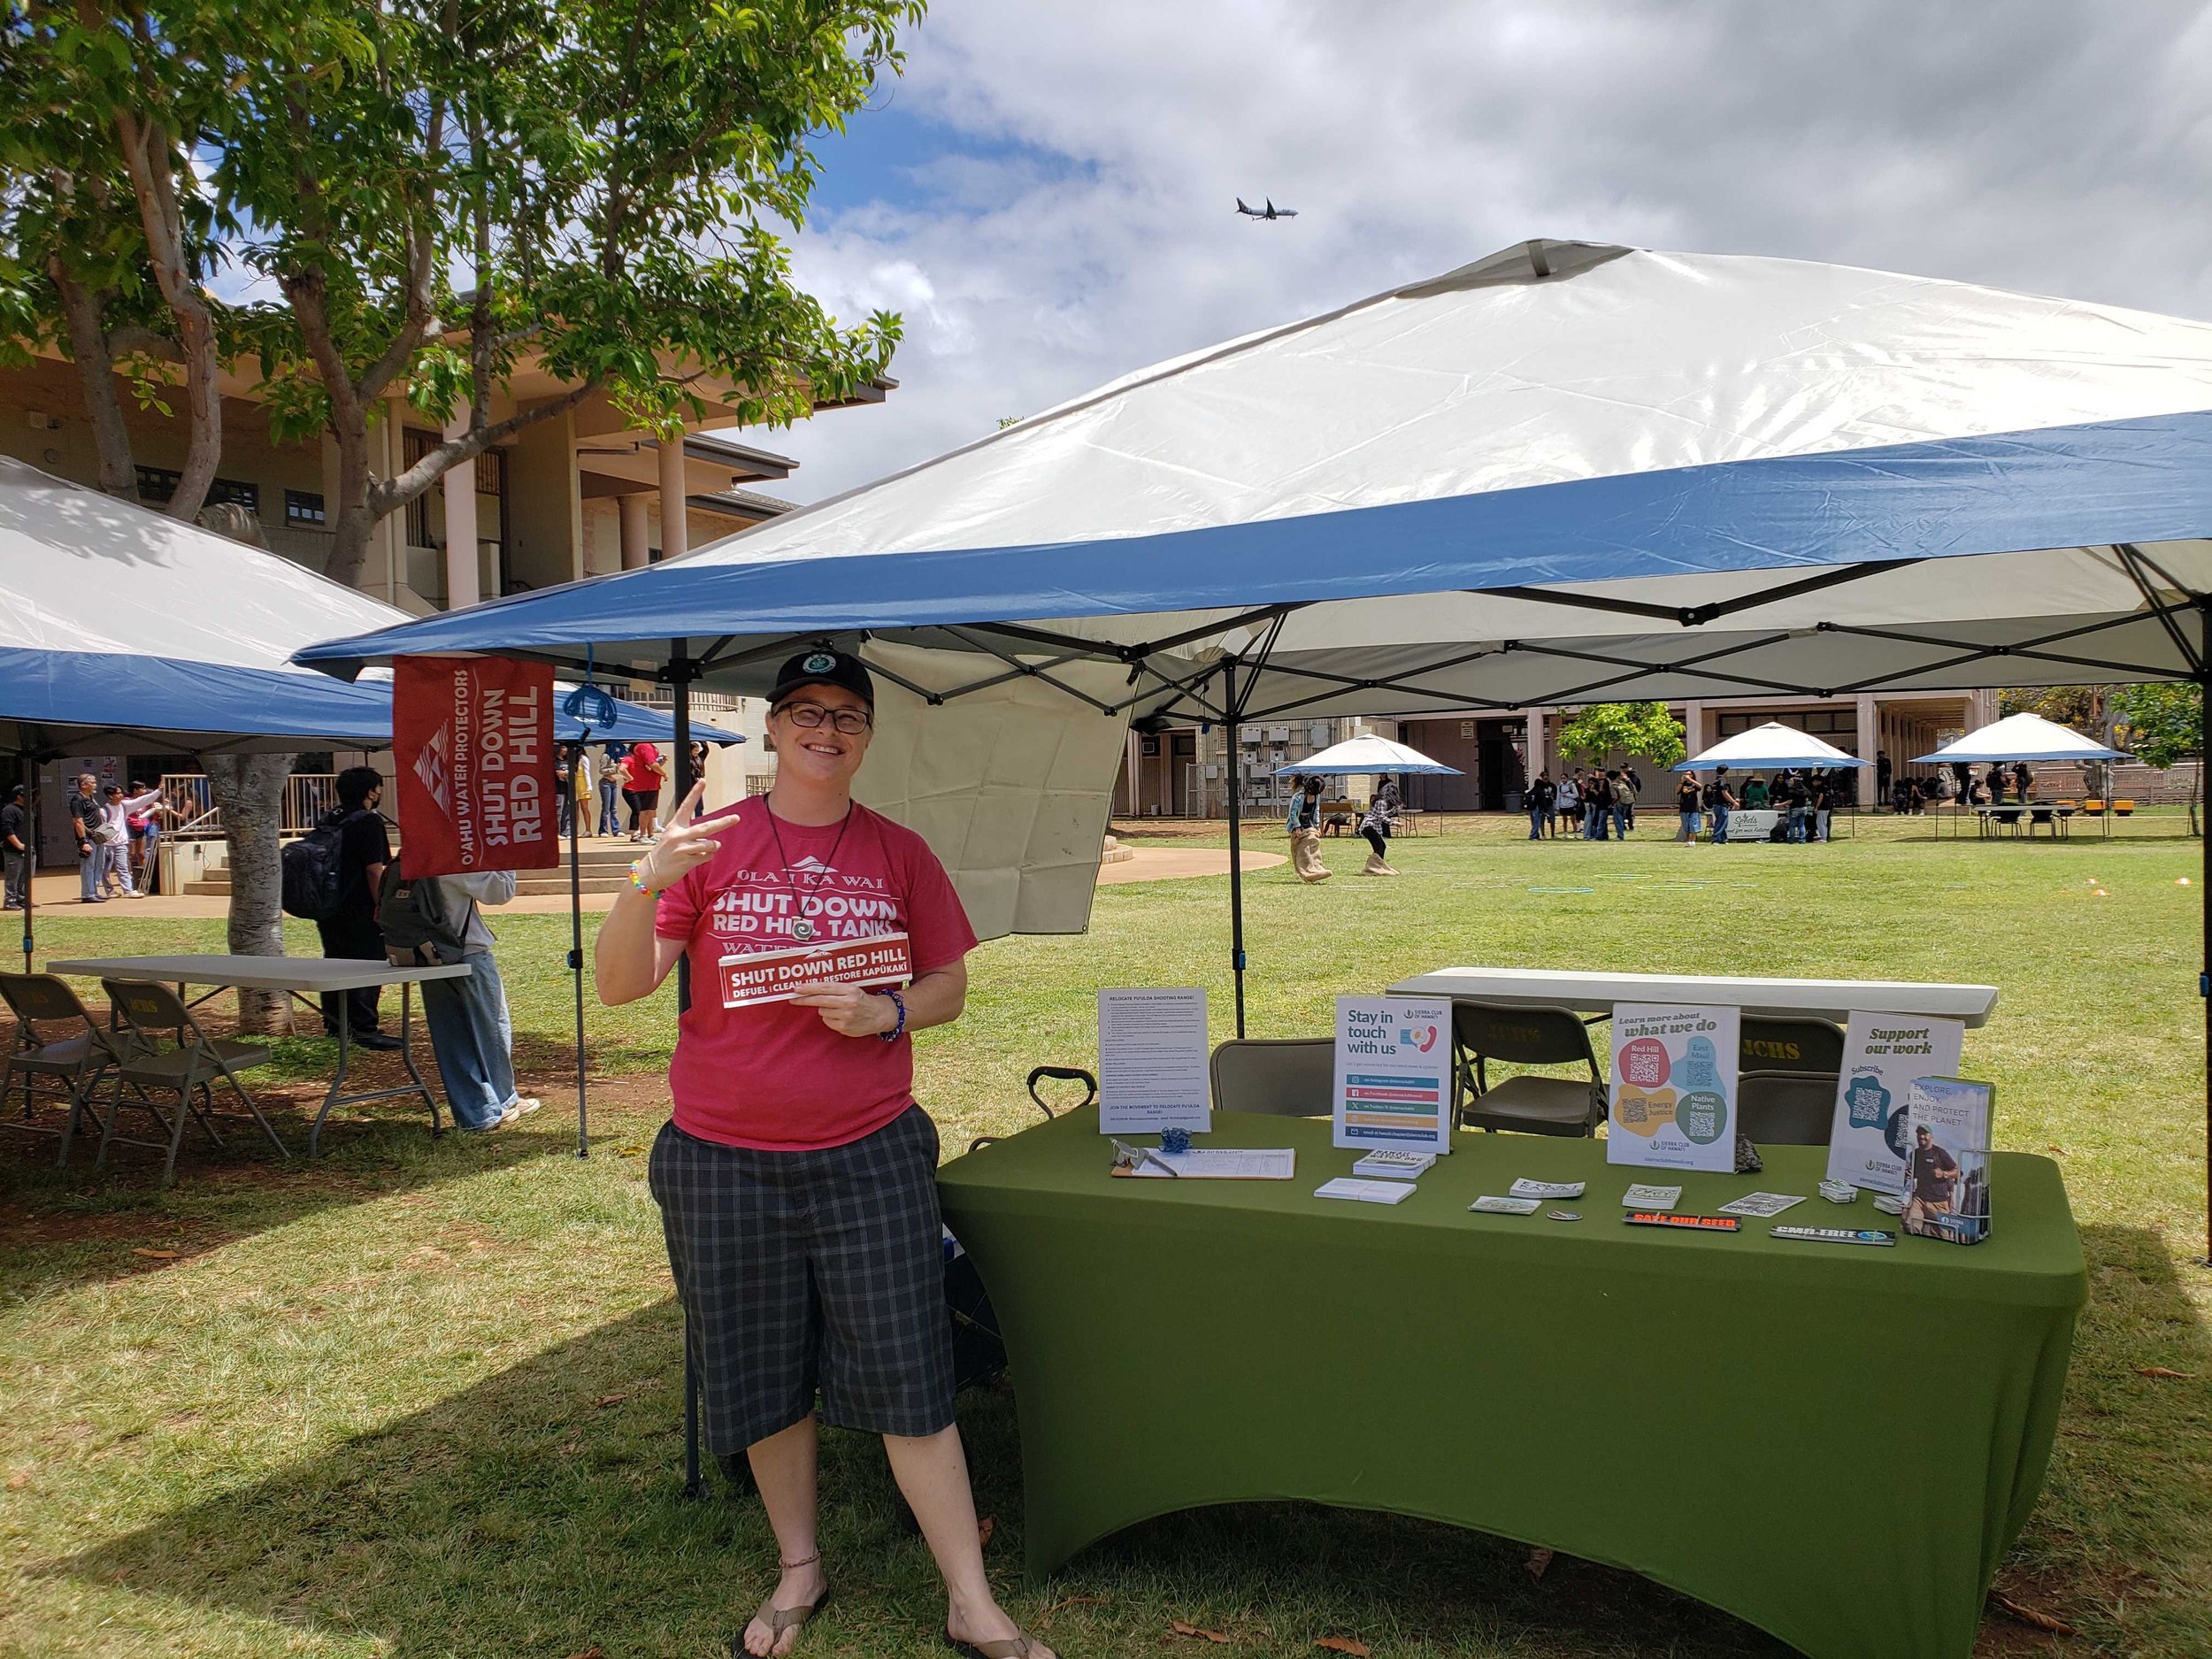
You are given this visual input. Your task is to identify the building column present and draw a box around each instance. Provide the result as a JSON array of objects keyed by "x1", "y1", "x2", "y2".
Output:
[
  {"x1": 1855, "y1": 695, "x2": 1878, "y2": 806},
  {"x1": 1681, "y1": 701, "x2": 1705, "y2": 758},
  {"x1": 618, "y1": 492, "x2": 651, "y2": 571},
  {"x1": 441, "y1": 417, "x2": 479, "y2": 611},
  {"x1": 1523, "y1": 706, "x2": 1549, "y2": 778},
  {"x1": 657, "y1": 437, "x2": 687, "y2": 563}
]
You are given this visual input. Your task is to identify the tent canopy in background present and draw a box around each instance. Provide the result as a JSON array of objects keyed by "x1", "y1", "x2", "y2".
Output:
[
  {"x1": 1676, "y1": 722, "x2": 1869, "y2": 772},
  {"x1": 1274, "y1": 734, "x2": 1460, "y2": 776},
  {"x1": 1914, "y1": 711, "x2": 2131, "y2": 765},
  {"x1": 0, "y1": 456, "x2": 736, "y2": 754}
]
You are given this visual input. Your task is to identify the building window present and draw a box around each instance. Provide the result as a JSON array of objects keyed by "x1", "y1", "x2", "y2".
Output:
[
  {"x1": 135, "y1": 467, "x2": 259, "y2": 513},
  {"x1": 285, "y1": 489, "x2": 326, "y2": 526}
]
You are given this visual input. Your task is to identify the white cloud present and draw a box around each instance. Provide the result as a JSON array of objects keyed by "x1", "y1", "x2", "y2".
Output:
[{"x1": 748, "y1": 0, "x2": 2212, "y2": 504}]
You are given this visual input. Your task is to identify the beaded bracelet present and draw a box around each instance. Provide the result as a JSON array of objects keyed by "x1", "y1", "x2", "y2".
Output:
[
  {"x1": 628, "y1": 857, "x2": 662, "y2": 896},
  {"x1": 874, "y1": 986, "x2": 907, "y2": 1042}
]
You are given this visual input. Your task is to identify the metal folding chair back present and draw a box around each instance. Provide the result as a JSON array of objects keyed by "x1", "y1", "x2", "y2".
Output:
[
  {"x1": 1452, "y1": 1002, "x2": 1605, "y2": 1137},
  {"x1": 0, "y1": 972, "x2": 117, "y2": 1157},
  {"x1": 1738, "y1": 1015, "x2": 1846, "y2": 1077},
  {"x1": 1738, "y1": 1070, "x2": 1839, "y2": 1145},
  {"x1": 98, "y1": 976, "x2": 285, "y2": 1186},
  {"x1": 1209, "y1": 1038, "x2": 1335, "y2": 1117}
]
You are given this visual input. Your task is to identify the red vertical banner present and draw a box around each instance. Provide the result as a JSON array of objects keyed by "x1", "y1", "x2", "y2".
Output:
[{"x1": 393, "y1": 655, "x2": 560, "y2": 877}]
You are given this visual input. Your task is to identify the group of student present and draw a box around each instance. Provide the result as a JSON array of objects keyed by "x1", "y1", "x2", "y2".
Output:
[
  {"x1": 1878, "y1": 758, "x2": 2037, "y2": 815},
  {"x1": 1522, "y1": 766, "x2": 1642, "y2": 840},
  {"x1": 1672, "y1": 765, "x2": 1850, "y2": 842}
]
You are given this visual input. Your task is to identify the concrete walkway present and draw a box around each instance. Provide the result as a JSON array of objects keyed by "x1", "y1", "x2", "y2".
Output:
[{"x1": 21, "y1": 841, "x2": 1286, "y2": 922}]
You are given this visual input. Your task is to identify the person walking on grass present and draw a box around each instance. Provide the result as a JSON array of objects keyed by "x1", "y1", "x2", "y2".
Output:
[
  {"x1": 1555, "y1": 771, "x2": 1580, "y2": 838},
  {"x1": 595, "y1": 648, "x2": 1055, "y2": 1659},
  {"x1": 1286, "y1": 773, "x2": 1332, "y2": 882},
  {"x1": 1359, "y1": 777, "x2": 1402, "y2": 874},
  {"x1": 381, "y1": 864, "x2": 540, "y2": 1133},
  {"x1": 1675, "y1": 772, "x2": 1702, "y2": 841},
  {"x1": 1609, "y1": 768, "x2": 1634, "y2": 840},
  {"x1": 1527, "y1": 772, "x2": 1555, "y2": 839},
  {"x1": 314, "y1": 766, "x2": 403, "y2": 1051},
  {"x1": 1706, "y1": 766, "x2": 1737, "y2": 844}
]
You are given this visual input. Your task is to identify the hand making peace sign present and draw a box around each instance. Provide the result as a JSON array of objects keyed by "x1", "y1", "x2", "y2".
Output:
[{"x1": 632, "y1": 782, "x2": 728, "y2": 893}]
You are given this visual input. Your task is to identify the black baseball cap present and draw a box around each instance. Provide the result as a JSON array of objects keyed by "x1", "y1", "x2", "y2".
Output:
[{"x1": 769, "y1": 648, "x2": 874, "y2": 712}]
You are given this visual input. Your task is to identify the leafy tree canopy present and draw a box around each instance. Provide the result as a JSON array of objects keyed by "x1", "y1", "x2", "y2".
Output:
[
  {"x1": 2110, "y1": 681, "x2": 2200, "y2": 770},
  {"x1": 1555, "y1": 702, "x2": 1686, "y2": 769}
]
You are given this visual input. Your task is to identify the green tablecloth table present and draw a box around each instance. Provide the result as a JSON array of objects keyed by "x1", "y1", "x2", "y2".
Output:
[{"x1": 937, "y1": 1109, "x2": 2085, "y2": 1659}]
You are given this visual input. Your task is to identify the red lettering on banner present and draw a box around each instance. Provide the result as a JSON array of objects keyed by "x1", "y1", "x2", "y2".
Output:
[{"x1": 394, "y1": 654, "x2": 561, "y2": 877}]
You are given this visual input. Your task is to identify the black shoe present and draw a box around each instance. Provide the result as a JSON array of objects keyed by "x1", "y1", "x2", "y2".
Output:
[{"x1": 352, "y1": 1032, "x2": 404, "y2": 1052}]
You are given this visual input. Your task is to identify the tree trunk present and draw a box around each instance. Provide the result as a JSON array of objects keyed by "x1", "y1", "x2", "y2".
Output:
[
  {"x1": 48, "y1": 264, "x2": 139, "y2": 499},
  {"x1": 322, "y1": 415, "x2": 376, "y2": 591},
  {"x1": 202, "y1": 753, "x2": 295, "y2": 1034}
]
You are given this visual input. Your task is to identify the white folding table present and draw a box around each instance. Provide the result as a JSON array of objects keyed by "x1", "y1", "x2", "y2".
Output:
[
  {"x1": 46, "y1": 954, "x2": 472, "y2": 1155},
  {"x1": 1386, "y1": 965, "x2": 1999, "y2": 1028}
]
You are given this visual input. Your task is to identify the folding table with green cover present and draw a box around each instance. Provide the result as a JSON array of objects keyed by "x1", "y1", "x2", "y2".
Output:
[{"x1": 937, "y1": 1109, "x2": 2085, "y2": 1659}]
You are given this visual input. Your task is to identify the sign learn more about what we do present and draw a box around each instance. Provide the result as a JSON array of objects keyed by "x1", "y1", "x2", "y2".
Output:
[
  {"x1": 1607, "y1": 1002, "x2": 1740, "y2": 1172},
  {"x1": 1333, "y1": 995, "x2": 1453, "y2": 1156}
]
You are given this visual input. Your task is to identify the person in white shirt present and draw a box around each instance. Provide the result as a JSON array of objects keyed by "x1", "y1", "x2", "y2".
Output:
[
  {"x1": 387, "y1": 867, "x2": 541, "y2": 1132},
  {"x1": 99, "y1": 783, "x2": 163, "y2": 898}
]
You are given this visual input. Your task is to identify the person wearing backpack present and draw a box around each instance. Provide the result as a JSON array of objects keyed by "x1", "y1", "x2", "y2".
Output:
[
  {"x1": 1704, "y1": 766, "x2": 1738, "y2": 844},
  {"x1": 380, "y1": 863, "x2": 538, "y2": 1131},
  {"x1": 311, "y1": 766, "x2": 402, "y2": 1050}
]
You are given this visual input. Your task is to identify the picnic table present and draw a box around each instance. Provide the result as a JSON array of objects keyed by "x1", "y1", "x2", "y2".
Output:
[
  {"x1": 1386, "y1": 964, "x2": 2000, "y2": 1027},
  {"x1": 939, "y1": 1109, "x2": 2085, "y2": 1659},
  {"x1": 45, "y1": 954, "x2": 471, "y2": 1155}
]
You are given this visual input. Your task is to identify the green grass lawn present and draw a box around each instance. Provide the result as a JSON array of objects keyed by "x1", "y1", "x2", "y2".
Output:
[{"x1": 3, "y1": 815, "x2": 2208, "y2": 1657}]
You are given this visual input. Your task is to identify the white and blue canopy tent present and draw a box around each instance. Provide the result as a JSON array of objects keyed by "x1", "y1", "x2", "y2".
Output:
[
  {"x1": 1676, "y1": 722, "x2": 1869, "y2": 772},
  {"x1": 1272, "y1": 733, "x2": 1459, "y2": 778},
  {"x1": 297, "y1": 238, "x2": 2212, "y2": 1257},
  {"x1": 0, "y1": 456, "x2": 735, "y2": 1155},
  {"x1": 1916, "y1": 710, "x2": 2136, "y2": 838}
]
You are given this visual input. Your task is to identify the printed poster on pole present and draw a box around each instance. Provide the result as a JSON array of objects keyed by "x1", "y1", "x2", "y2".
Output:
[
  {"x1": 1333, "y1": 996, "x2": 1453, "y2": 1154},
  {"x1": 1607, "y1": 1003, "x2": 1740, "y2": 1172},
  {"x1": 393, "y1": 654, "x2": 560, "y2": 878}
]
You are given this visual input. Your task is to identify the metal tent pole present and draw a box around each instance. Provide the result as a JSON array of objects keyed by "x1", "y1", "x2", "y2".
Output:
[
  {"x1": 568, "y1": 737, "x2": 589, "y2": 1159},
  {"x1": 668, "y1": 642, "x2": 706, "y2": 1498},
  {"x1": 2200, "y1": 672, "x2": 2210, "y2": 1267},
  {"x1": 1224, "y1": 661, "x2": 1248, "y2": 1039},
  {"x1": 18, "y1": 750, "x2": 35, "y2": 972}
]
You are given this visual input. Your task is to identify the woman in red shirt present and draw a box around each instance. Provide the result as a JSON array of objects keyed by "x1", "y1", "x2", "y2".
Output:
[
  {"x1": 620, "y1": 740, "x2": 666, "y2": 841},
  {"x1": 595, "y1": 649, "x2": 1052, "y2": 1659}
]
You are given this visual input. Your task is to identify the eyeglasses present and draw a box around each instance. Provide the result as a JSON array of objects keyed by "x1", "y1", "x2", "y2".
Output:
[{"x1": 777, "y1": 702, "x2": 872, "y2": 735}]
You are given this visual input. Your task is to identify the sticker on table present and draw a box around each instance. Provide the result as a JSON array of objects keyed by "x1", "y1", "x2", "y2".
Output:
[
  {"x1": 1823, "y1": 1013, "x2": 1964, "y2": 1195},
  {"x1": 720, "y1": 932, "x2": 912, "y2": 1010},
  {"x1": 1715, "y1": 1191, "x2": 1806, "y2": 1217},
  {"x1": 1509, "y1": 1178, "x2": 1586, "y2": 1199},
  {"x1": 1332, "y1": 996, "x2": 1453, "y2": 1155},
  {"x1": 1620, "y1": 1182, "x2": 1682, "y2": 1210},
  {"x1": 1470, "y1": 1194, "x2": 1541, "y2": 1215},
  {"x1": 1607, "y1": 1004, "x2": 1739, "y2": 1173}
]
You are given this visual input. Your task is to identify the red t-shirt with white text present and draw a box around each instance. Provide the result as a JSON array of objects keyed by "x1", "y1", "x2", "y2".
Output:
[{"x1": 654, "y1": 800, "x2": 977, "y2": 1150}]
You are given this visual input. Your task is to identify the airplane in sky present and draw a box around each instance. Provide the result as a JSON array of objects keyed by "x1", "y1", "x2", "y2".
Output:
[{"x1": 1234, "y1": 196, "x2": 1298, "y2": 220}]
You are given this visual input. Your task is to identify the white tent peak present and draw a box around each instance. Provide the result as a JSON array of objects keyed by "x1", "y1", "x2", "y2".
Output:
[
  {"x1": 1676, "y1": 721, "x2": 1866, "y2": 772},
  {"x1": 1914, "y1": 711, "x2": 2131, "y2": 764},
  {"x1": 1273, "y1": 733, "x2": 1461, "y2": 776}
]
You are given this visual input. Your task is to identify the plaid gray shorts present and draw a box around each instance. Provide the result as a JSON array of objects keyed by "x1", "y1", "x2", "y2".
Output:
[{"x1": 648, "y1": 1104, "x2": 955, "y2": 1453}]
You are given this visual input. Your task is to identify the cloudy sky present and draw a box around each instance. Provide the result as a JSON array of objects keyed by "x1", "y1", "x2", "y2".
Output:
[{"x1": 742, "y1": 0, "x2": 2212, "y2": 503}]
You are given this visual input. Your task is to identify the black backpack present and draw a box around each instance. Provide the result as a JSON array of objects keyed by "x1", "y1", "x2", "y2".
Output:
[
  {"x1": 377, "y1": 864, "x2": 473, "y2": 965},
  {"x1": 280, "y1": 811, "x2": 365, "y2": 920}
]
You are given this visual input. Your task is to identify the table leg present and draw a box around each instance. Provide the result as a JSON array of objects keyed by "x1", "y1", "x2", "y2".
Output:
[
  {"x1": 310, "y1": 997, "x2": 350, "y2": 1158},
  {"x1": 395, "y1": 980, "x2": 442, "y2": 1136}
]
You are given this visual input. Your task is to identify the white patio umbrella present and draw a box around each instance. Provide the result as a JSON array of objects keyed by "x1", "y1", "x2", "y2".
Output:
[
  {"x1": 1271, "y1": 734, "x2": 1461, "y2": 775},
  {"x1": 1675, "y1": 721, "x2": 1868, "y2": 772}
]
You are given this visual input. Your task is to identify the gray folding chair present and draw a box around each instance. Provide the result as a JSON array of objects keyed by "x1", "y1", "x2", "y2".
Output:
[
  {"x1": 1452, "y1": 1002, "x2": 1605, "y2": 1137},
  {"x1": 1738, "y1": 1014, "x2": 1845, "y2": 1077},
  {"x1": 1209, "y1": 1038, "x2": 1335, "y2": 1117},
  {"x1": 0, "y1": 972, "x2": 122, "y2": 1160},
  {"x1": 98, "y1": 977, "x2": 286, "y2": 1186},
  {"x1": 1737, "y1": 1071, "x2": 1839, "y2": 1145}
]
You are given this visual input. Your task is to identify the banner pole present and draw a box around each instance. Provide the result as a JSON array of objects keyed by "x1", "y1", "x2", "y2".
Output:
[
  {"x1": 670, "y1": 640, "x2": 705, "y2": 1500},
  {"x1": 1225, "y1": 660, "x2": 1248, "y2": 1040},
  {"x1": 570, "y1": 733, "x2": 589, "y2": 1159}
]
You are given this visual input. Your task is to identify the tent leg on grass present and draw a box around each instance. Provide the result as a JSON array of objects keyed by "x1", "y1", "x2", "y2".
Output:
[
  {"x1": 667, "y1": 645, "x2": 710, "y2": 1501},
  {"x1": 568, "y1": 737, "x2": 589, "y2": 1160},
  {"x1": 2200, "y1": 671, "x2": 2210, "y2": 1267},
  {"x1": 1225, "y1": 658, "x2": 1248, "y2": 1039}
]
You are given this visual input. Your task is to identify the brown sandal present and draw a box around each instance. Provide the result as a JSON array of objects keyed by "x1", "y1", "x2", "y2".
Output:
[
  {"x1": 734, "y1": 1554, "x2": 831, "y2": 1655},
  {"x1": 942, "y1": 1632, "x2": 1037, "y2": 1659}
]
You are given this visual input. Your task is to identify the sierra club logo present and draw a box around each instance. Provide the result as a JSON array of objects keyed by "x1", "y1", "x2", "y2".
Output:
[
  {"x1": 803, "y1": 651, "x2": 836, "y2": 674},
  {"x1": 412, "y1": 721, "x2": 452, "y2": 818}
]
